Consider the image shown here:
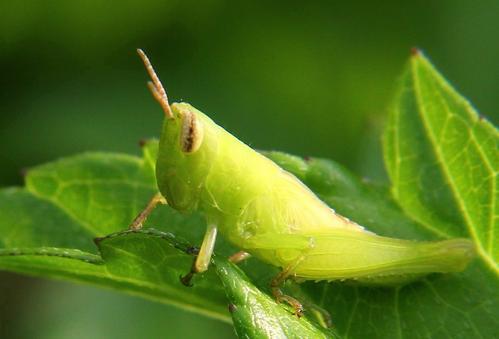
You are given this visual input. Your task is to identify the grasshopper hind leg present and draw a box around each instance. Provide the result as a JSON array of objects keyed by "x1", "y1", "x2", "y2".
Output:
[
  {"x1": 270, "y1": 257, "x2": 307, "y2": 318},
  {"x1": 241, "y1": 234, "x2": 317, "y2": 319},
  {"x1": 271, "y1": 267, "x2": 333, "y2": 327}
]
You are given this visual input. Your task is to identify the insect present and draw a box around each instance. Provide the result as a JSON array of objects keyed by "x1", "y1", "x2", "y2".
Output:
[{"x1": 131, "y1": 49, "x2": 475, "y2": 317}]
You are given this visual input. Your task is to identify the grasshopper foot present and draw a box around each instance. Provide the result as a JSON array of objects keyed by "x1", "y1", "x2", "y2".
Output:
[
  {"x1": 272, "y1": 287, "x2": 304, "y2": 318},
  {"x1": 180, "y1": 254, "x2": 199, "y2": 287},
  {"x1": 180, "y1": 272, "x2": 195, "y2": 287}
]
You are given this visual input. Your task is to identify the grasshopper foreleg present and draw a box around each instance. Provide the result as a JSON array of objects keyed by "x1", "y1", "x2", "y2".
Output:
[{"x1": 129, "y1": 193, "x2": 167, "y2": 230}]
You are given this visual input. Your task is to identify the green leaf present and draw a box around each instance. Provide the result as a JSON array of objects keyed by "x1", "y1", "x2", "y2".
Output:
[
  {"x1": 370, "y1": 50, "x2": 499, "y2": 337},
  {"x1": 95, "y1": 228, "x2": 228, "y2": 321},
  {"x1": 0, "y1": 52, "x2": 497, "y2": 338},
  {"x1": 215, "y1": 258, "x2": 339, "y2": 339},
  {"x1": 262, "y1": 52, "x2": 498, "y2": 338},
  {"x1": 0, "y1": 144, "x2": 231, "y2": 322},
  {"x1": 384, "y1": 50, "x2": 498, "y2": 271}
]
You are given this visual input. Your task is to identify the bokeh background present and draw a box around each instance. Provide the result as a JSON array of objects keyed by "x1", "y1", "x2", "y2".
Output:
[{"x1": 1, "y1": 1, "x2": 498, "y2": 338}]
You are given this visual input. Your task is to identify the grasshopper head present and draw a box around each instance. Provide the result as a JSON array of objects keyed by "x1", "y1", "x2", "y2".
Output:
[
  {"x1": 156, "y1": 103, "x2": 218, "y2": 212},
  {"x1": 137, "y1": 49, "x2": 218, "y2": 212}
]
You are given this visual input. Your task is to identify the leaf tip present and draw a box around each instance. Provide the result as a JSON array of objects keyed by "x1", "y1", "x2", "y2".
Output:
[
  {"x1": 410, "y1": 47, "x2": 422, "y2": 57},
  {"x1": 478, "y1": 114, "x2": 489, "y2": 122}
]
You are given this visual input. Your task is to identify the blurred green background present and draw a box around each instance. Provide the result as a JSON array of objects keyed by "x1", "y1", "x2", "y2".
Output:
[{"x1": 0, "y1": 1, "x2": 497, "y2": 338}]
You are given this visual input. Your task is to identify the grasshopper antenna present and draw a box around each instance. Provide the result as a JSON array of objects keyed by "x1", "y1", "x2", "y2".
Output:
[{"x1": 137, "y1": 49, "x2": 174, "y2": 119}]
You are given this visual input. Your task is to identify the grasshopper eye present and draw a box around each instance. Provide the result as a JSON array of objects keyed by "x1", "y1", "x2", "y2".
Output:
[{"x1": 180, "y1": 110, "x2": 204, "y2": 153}]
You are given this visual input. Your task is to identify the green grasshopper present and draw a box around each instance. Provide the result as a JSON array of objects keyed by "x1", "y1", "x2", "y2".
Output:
[{"x1": 131, "y1": 50, "x2": 475, "y2": 317}]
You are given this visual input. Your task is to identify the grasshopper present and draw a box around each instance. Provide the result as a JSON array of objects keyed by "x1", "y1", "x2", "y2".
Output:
[{"x1": 130, "y1": 49, "x2": 475, "y2": 317}]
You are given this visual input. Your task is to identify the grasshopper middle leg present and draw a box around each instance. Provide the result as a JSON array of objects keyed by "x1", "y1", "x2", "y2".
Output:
[{"x1": 180, "y1": 223, "x2": 218, "y2": 286}]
